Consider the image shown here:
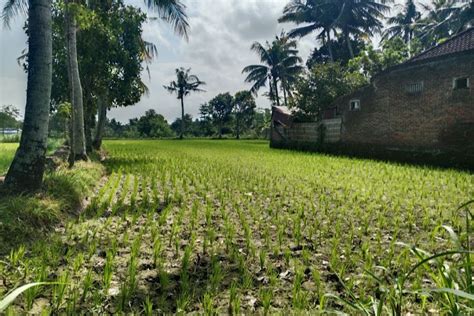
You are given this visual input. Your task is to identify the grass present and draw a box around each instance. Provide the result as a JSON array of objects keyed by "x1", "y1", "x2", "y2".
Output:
[
  {"x1": 0, "y1": 160, "x2": 105, "y2": 254},
  {"x1": 0, "y1": 138, "x2": 64, "y2": 176},
  {"x1": 0, "y1": 139, "x2": 473, "y2": 314},
  {"x1": 0, "y1": 143, "x2": 17, "y2": 175}
]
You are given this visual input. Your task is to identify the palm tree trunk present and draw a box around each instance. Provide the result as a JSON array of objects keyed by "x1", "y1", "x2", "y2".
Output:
[
  {"x1": 180, "y1": 96, "x2": 185, "y2": 139},
  {"x1": 344, "y1": 30, "x2": 354, "y2": 59},
  {"x1": 327, "y1": 30, "x2": 334, "y2": 62},
  {"x1": 282, "y1": 85, "x2": 288, "y2": 107},
  {"x1": 273, "y1": 76, "x2": 280, "y2": 107},
  {"x1": 65, "y1": 0, "x2": 87, "y2": 161},
  {"x1": 84, "y1": 95, "x2": 94, "y2": 153},
  {"x1": 93, "y1": 94, "x2": 107, "y2": 150},
  {"x1": 236, "y1": 117, "x2": 240, "y2": 140},
  {"x1": 4, "y1": 0, "x2": 52, "y2": 192}
]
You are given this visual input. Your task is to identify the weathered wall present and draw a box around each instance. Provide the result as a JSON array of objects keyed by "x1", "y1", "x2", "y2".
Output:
[
  {"x1": 272, "y1": 118, "x2": 342, "y2": 145},
  {"x1": 335, "y1": 52, "x2": 474, "y2": 154}
]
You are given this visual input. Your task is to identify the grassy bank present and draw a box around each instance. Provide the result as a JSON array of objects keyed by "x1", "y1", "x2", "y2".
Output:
[
  {"x1": 0, "y1": 160, "x2": 105, "y2": 254},
  {"x1": 1, "y1": 140, "x2": 473, "y2": 314}
]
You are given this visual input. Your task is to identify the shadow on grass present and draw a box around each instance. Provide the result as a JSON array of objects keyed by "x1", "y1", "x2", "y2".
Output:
[{"x1": 0, "y1": 161, "x2": 104, "y2": 255}]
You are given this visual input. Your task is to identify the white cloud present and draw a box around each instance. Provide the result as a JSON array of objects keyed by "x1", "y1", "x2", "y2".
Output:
[{"x1": 1, "y1": 0, "x2": 408, "y2": 123}]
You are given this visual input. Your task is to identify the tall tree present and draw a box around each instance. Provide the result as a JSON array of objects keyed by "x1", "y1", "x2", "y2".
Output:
[
  {"x1": 383, "y1": 0, "x2": 421, "y2": 44},
  {"x1": 65, "y1": 0, "x2": 87, "y2": 161},
  {"x1": 419, "y1": 0, "x2": 473, "y2": 48},
  {"x1": 209, "y1": 93, "x2": 233, "y2": 139},
  {"x1": 2, "y1": 0, "x2": 53, "y2": 192},
  {"x1": 331, "y1": 0, "x2": 389, "y2": 58},
  {"x1": 242, "y1": 33, "x2": 302, "y2": 107},
  {"x1": 1, "y1": 0, "x2": 189, "y2": 191},
  {"x1": 164, "y1": 68, "x2": 205, "y2": 139},
  {"x1": 279, "y1": 0, "x2": 339, "y2": 61},
  {"x1": 233, "y1": 91, "x2": 256, "y2": 140}
]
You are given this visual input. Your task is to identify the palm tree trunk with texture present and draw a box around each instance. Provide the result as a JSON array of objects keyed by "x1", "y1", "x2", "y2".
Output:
[
  {"x1": 93, "y1": 93, "x2": 107, "y2": 150},
  {"x1": 273, "y1": 76, "x2": 280, "y2": 107},
  {"x1": 180, "y1": 96, "x2": 184, "y2": 139},
  {"x1": 66, "y1": 0, "x2": 87, "y2": 161},
  {"x1": 344, "y1": 30, "x2": 354, "y2": 58},
  {"x1": 4, "y1": 0, "x2": 52, "y2": 192}
]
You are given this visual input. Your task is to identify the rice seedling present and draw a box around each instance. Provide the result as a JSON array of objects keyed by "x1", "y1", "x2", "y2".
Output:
[
  {"x1": 1, "y1": 140, "x2": 472, "y2": 314},
  {"x1": 259, "y1": 288, "x2": 273, "y2": 315}
]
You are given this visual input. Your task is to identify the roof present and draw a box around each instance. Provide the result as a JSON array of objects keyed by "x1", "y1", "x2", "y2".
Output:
[
  {"x1": 272, "y1": 106, "x2": 292, "y2": 116},
  {"x1": 407, "y1": 27, "x2": 474, "y2": 64},
  {"x1": 272, "y1": 106, "x2": 293, "y2": 126}
]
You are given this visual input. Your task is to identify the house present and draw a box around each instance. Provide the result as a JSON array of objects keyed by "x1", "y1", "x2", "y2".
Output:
[{"x1": 271, "y1": 28, "x2": 474, "y2": 168}]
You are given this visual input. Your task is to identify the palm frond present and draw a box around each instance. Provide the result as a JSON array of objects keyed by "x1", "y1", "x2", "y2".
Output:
[
  {"x1": 2, "y1": 0, "x2": 27, "y2": 29},
  {"x1": 145, "y1": 0, "x2": 189, "y2": 40}
]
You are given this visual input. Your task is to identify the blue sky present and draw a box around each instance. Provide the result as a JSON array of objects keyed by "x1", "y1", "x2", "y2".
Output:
[{"x1": 0, "y1": 0, "x2": 408, "y2": 123}]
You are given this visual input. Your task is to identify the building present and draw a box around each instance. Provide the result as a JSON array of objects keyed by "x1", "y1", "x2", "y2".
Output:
[{"x1": 271, "y1": 28, "x2": 474, "y2": 168}]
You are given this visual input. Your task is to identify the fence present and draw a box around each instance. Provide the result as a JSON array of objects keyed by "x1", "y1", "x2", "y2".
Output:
[{"x1": 274, "y1": 118, "x2": 341, "y2": 144}]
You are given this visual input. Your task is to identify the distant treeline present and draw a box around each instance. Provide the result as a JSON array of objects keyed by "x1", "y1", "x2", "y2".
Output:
[{"x1": 49, "y1": 107, "x2": 271, "y2": 140}]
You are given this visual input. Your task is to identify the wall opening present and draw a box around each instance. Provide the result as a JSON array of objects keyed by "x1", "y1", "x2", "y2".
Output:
[
  {"x1": 350, "y1": 99, "x2": 361, "y2": 111},
  {"x1": 453, "y1": 77, "x2": 469, "y2": 90}
]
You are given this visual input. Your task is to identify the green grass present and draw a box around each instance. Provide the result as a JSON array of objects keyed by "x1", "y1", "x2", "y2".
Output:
[
  {"x1": 0, "y1": 139, "x2": 64, "y2": 176},
  {"x1": 0, "y1": 143, "x2": 17, "y2": 175},
  {"x1": 1, "y1": 140, "x2": 473, "y2": 314}
]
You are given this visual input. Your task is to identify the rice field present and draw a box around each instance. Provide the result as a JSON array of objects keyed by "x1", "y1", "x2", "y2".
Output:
[
  {"x1": 0, "y1": 143, "x2": 17, "y2": 175},
  {"x1": 1, "y1": 140, "x2": 473, "y2": 314}
]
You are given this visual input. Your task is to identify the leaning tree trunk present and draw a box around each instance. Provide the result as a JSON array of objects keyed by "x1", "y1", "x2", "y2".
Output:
[
  {"x1": 282, "y1": 84, "x2": 288, "y2": 107},
  {"x1": 65, "y1": 0, "x2": 87, "y2": 161},
  {"x1": 4, "y1": 0, "x2": 52, "y2": 192},
  {"x1": 85, "y1": 104, "x2": 94, "y2": 154},
  {"x1": 273, "y1": 76, "x2": 280, "y2": 107},
  {"x1": 326, "y1": 30, "x2": 334, "y2": 62},
  {"x1": 344, "y1": 30, "x2": 354, "y2": 59},
  {"x1": 180, "y1": 97, "x2": 185, "y2": 140},
  {"x1": 93, "y1": 93, "x2": 107, "y2": 150}
]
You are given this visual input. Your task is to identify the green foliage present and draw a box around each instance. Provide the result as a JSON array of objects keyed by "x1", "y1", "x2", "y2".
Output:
[
  {"x1": 290, "y1": 62, "x2": 367, "y2": 120},
  {"x1": 347, "y1": 37, "x2": 416, "y2": 79},
  {"x1": 233, "y1": 91, "x2": 257, "y2": 139},
  {"x1": 279, "y1": 0, "x2": 389, "y2": 62},
  {"x1": 0, "y1": 105, "x2": 21, "y2": 133},
  {"x1": 132, "y1": 109, "x2": 174, "y2": 138},
  {"x1": 50, "y1": 0, "x2": 150, "y2": 141},
  {"x1": 209, "y1": 93, "x2": 234, "y2": 138},
  {"x1": 242, "y1": 32, "x2": 303, "y2": 106}
]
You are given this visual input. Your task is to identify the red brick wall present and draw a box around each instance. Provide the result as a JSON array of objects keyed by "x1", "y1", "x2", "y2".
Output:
[{"x1": 335, "y1": 52, "x2": 474, "y2": 154}]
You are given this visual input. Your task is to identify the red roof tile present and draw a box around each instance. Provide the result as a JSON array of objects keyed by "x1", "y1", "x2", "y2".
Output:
[{"x1": 408, "y1": 27, "x2": 474, "y2": 63}]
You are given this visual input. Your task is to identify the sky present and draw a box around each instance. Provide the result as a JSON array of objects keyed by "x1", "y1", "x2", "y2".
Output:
[{"x1": 0, "y1": 0, "x2": 408, "y2": 123}]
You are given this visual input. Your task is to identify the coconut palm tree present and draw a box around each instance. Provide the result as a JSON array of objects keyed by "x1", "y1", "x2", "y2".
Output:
[
  {"x1": 65, "y1": 0, "x2": 87, "y2": 162},
  {"x1": 279, "y1": 0, "x2": 339, "y2": 61},
  {"x1": 2, "y1": 0, "x2": 52, "y2": 192},
  {"x1": 242, "y1": 33, "x2": 303, "y2": 107},
  {"x1": 382, "y1": 0, "x2": 422, "y2": 44},
  {"x1": 164, "y1": 68, "x2": 205, "y2": 139},
  {"x1": 331, "y1": 0, "x2": 390, "y2": 58},
  {"x1": 1, "y1": 0, "x2": 189, "y2": 192},
  {"x1": 419, "y1": 0, "x2": 473, "y2": 47}
]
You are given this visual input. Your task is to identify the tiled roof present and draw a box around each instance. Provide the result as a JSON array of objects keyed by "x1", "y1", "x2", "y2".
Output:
[{"x1": 408, "y1": 27, "x2": 474, "y2": 63}]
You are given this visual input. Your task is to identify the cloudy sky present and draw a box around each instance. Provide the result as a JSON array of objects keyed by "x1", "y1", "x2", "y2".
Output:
[{"x1": 0, "y1": 0, "x2": 407, "y2": 123}]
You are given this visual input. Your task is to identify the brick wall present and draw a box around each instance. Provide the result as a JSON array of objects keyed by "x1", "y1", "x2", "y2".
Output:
[{"x1": 335, "y1": 52, "x2": 474, "y2": 154}]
